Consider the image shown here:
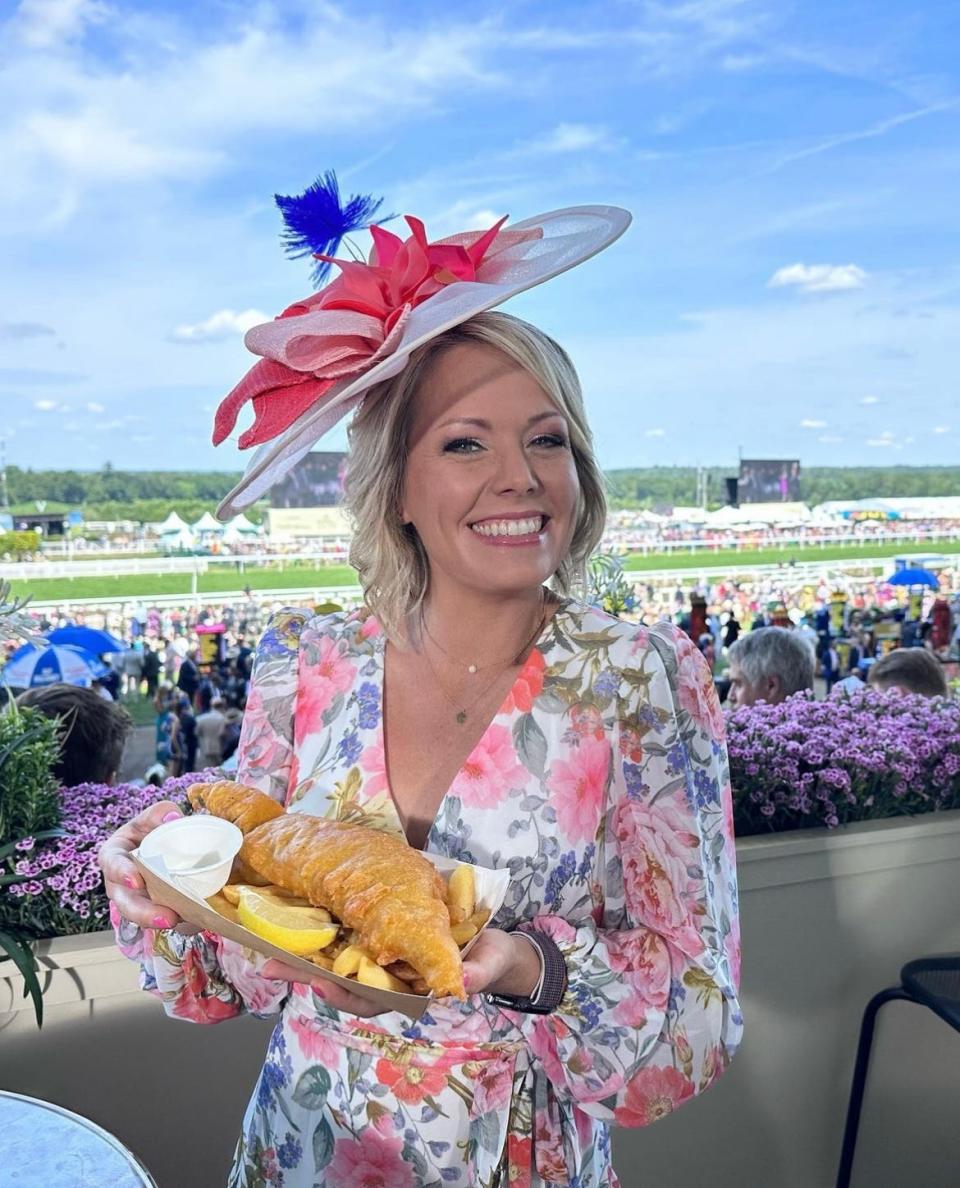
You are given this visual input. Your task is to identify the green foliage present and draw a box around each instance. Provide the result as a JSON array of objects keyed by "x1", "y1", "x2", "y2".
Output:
[
  {"x1": 0, "y1": 531, "x2": 41, "y2": 558},
  {"x1": 0, "y1": 705, "x2": 62, "y2": 844},
  {"x1": 6, "y1": 464, "x2": 243, "y2": 506},
  {"x1": 0, "y1": 703, "x2": 62, "y2": 1028},
  {"x1": 604, "y1": 465, "x2": 960, "y2": 508}
]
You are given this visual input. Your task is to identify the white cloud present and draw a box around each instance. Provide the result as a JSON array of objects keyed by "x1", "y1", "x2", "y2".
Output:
[
  {"x1": 800, "y1": 418, "x2": 827, "y2": 428},
  {"x1": 85, "y1": 400, "x2": 105, "y2": 413},
  {"x1": 933, "y1": 425, "x2": 951, "y2": 434},
  {"x1": 818, "y1": 433, "x2": 844, "y2": 443},
  {"x1": 170, "y1": 308, "x2": 268, "y2": 343},
  {"x1": 866, "y1": 430, "x2": 896, "y2": 447},
  {"x1": 517, "y1": 122, "x2": 620, "y2": 155},
  {"x1": 33, "y1": 398, "x2": 58, "y2": 411},
  {"x1": 643, "y1": 427, "x2": 666, "y2": 437},
  {"x1": 860, "y1": 394, "x2": 880, "y2": 405},
  {"x1": 769, "y1": 263, "x2": 867, "y2": 293},
  {"x1": 12, "y1": 0, "x2": 109, "y2": 49}
]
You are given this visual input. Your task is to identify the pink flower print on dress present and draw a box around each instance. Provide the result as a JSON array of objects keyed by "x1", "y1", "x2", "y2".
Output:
[
  {"x1": 607, "y1": 929, "x2": 672, "y2": 1015},
  {"x1": 327, "y1": 1132, "x2": 414, "y2": 1188},
  {"x1": 614, "y1": 1065, "x2": 695, "y2": 1127},
  {"x1": 547, "y1": 734, "x2": 610, "y2": 844},
  {"x1": 448, "y1": 724, "x2": 527, "y2": 809},
  {"x1": 359, "y1": 735, "x2": 389, "y2": 797},
  {"x1": 672, "y1": 631, "x2": 726, "y2": 741},
  {"x1": 288, "y1": 1012, "x2": 342, "y2": 1064},
  {"x1": 294, "y1": 634, "x2": 357, "y2": 745},
  {"x1": 613, "y1": 798, "x2": 705, "y2": 957}
]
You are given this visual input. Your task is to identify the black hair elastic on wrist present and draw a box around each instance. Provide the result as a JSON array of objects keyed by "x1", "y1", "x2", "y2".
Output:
[{"x1": 486, "y1": 928, "x2": 568, "y2": 1015}]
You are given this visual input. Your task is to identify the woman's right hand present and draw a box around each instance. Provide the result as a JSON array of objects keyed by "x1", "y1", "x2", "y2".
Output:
[{"x1": 98, "y1": 800, "x2": 184, "y2": 930}]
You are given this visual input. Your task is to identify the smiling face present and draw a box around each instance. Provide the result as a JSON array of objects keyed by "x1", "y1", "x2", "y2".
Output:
[{"x1": 399, "y1": 341, "x2": 581, "y2": 599}]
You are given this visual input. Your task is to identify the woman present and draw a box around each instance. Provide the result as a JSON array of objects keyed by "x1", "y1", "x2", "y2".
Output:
[
  {"x1": 153, "y1": 686, "x2": 180, "y2": 777},
  {"x1": 100, "y1": 199, "x2": 742, "y2": 1187}
]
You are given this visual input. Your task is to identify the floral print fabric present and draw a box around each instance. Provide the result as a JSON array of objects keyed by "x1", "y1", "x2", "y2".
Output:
[{"x1": 114, "y1": 599, "x2": 743, "y2": 1187}]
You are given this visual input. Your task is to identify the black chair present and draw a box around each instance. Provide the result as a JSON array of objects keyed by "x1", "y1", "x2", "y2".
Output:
[{"x1": 837, "y1": 955, "x2": 960, "y2": 1187}]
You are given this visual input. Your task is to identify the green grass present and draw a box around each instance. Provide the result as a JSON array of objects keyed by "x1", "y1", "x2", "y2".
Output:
[
  {"x1": 118, "y1": 695, "x2": 158, "y2": 726},
  {"x1": 621, "y1": 538, "x2": 960, "y2": 571},
  {"x1": 8, "y1": 538, "x2": 958, "y2": 602}
]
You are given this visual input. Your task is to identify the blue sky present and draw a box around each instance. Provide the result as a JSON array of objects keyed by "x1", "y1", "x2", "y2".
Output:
[{"x1": 1, "y1": 0, "x2": 958, "y2": 474}]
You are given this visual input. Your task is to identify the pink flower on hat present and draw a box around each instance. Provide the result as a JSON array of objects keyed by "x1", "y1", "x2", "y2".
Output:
[{"x1": 213, "y1": 215, "x2": 538, "y2": 450}]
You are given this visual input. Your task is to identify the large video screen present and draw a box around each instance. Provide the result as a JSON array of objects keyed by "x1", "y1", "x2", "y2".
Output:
[
  {"x1": 738, "y1": 459, "x2": 801, "y2": 503},
  {"x1": 270, "y1": 451, "x2": 348, "y2": 508}
]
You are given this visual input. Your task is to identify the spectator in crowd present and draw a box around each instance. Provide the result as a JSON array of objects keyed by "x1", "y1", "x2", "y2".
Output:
[
  {"x1": 18, "y1": 684, "x2": 132, "y2": 787},
  {"x1": 221, "y1": 708, "x2": 243, "y2": 762},
  {"x1": 727, "y1": 626, "x2": 817, "y2": 709},
  {"x1": 176, "y1": 692, "x2": 198, "y2": 774},
  {"x1": 176, "y1": 647, "x2": 200, "y2": 700},
  {"x1": 868, "y1": 648, "x2": 949, "y2": 699},
  {"x1": 122, "y1": 645, "x2": 144, "y2": 697},
  {"x1": 195, "y1": 667, "x2": 219, "y2": 714},
  {"x1": 196, "y1": 697, "x2": 227, "y2": 769},
  {"x1": 154, "y1": 687, "x2": 181, "y2": 776},
  {"x1": 722, "y1": 611, "x2": 740, "y2": 650},
  {"x1": 141, "y1": 644, "x2": 161, "y2": 698},
  {"x1": 162, "y1": 638, "x2": 178, "y2": 684}
]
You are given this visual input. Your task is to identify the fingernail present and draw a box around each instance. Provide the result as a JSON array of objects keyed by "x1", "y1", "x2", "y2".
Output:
[
  {"x1": 124, "y1": 875, "x2": 139, "y2": 889},
  {"x1": 161, "y1": 811, "x2": 181, "y2": 823},
  {"x1": 312, "y1": 983, "x2": 328, "y2": 998},
  {"x1": 153, "y1": 914, "x2": 171, "y2": 928},
  {"x1": 462, "y1": 970, "x2": 473, "y2": 992}
]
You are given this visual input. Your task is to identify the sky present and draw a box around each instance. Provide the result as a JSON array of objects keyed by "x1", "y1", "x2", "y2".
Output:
[{"x1": 1, "y1": 0, "x2": 958, "y2": 475}]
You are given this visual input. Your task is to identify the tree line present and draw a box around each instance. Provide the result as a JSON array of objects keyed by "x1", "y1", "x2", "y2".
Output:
[{"x1": 6, "y1": 462, "x2": 960, "y2": 515}]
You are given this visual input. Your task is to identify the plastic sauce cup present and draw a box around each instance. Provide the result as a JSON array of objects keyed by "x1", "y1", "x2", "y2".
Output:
[{"x1": 138, "y1": 816, "x2": 243, "y2": 899}]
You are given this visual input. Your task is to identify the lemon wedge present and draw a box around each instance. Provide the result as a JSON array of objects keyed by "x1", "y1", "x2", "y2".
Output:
[{"x1": 237, "y1": 888, "x2": 340, "y2": 955}]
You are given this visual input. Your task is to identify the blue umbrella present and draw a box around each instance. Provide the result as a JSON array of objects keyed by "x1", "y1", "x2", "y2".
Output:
[
  {"x1": 887, "y1": 567, "x2": 939, "y2": 588},
  {"x1": 46, "y1": 625, "x2": 124, "y2": 653},
  {"x1": 2, "y1": 643, "x2": 106, "y2": 688}
]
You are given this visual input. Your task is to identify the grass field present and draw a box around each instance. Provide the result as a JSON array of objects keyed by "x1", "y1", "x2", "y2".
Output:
[{"x1": 8, "y1": 538, "x2": 959, "y2": 603}]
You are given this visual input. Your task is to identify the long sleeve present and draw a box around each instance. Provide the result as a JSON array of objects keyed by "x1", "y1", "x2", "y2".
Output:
[
  {"x1": 501, "y1": 621, "x2": 743, "y2": 1124},
  {"x1": 112, "y1": 610, "x2": 310, "y2": 1024}
]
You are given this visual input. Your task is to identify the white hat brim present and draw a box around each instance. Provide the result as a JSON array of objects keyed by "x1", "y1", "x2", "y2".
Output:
[{"x1": 216, "y1": 205, "x2": 631, "y2": 518}]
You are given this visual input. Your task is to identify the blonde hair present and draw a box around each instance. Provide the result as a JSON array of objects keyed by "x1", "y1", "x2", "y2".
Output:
[{"x1": 343, "y1": 311, "x2": 607, "y2": 642}]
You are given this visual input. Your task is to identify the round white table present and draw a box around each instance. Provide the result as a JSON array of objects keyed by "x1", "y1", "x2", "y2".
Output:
[{"x1": 0, "y1": 1091, "x2": 157, "y2": 1187}]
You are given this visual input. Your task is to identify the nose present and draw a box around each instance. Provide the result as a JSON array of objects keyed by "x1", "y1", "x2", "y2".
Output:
[{"x1": 492, "y1": 442, "x2": 541, "y2": 495}]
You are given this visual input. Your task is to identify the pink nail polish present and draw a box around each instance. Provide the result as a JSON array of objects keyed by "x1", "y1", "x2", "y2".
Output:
[
  {"x1": 124, "y1": 875, "x2": 139, "y2": 889},
  {"x1": 152, "y1": 914, "x2": 171, "y2": 928},
  {"x1": 161, "y1": 811, "x2": 181, "y2": 823}
]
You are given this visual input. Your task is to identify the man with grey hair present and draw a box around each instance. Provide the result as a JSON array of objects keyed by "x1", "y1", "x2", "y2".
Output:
[{"x1": 726, "y1": 626, "x2": 816, "y2": 709}]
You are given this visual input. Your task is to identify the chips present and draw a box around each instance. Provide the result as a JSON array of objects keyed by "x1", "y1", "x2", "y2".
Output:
[{"x1": 206, "y1": 862, "x2": 489, "y2": 996}]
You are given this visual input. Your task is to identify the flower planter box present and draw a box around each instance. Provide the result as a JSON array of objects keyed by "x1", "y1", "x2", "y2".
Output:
[
  {"x1": 4, "y1": 813, "x2": 960, "y2": 1188},
  {"x1": 615, "y1": 809, "x2": 960, "y2": 1188}
]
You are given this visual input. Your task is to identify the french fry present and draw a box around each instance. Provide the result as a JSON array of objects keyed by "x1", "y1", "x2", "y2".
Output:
[
  {"x1": 307, "y1": 952, "x2": 334, "y2": 970},
  {"x1": 205, "y1": 892, "x2": 241, "y2": 924},
  {"x1": 410, "y1": 978, "x2": 431, "y2": 996},
  {"x1": 467, "y1": 907, "x2": 491, "y2": 930},
  {"x1": 332, "y1": 944, "x2": 365, "y2": 978},
  {"x1": 450, "y1": 920, "x2": 479, "y2": 946},
  {"x1": 357, "y1": 955, "x2": 410, "y2": 993},
  {"x1": 445, "y1": 864, "x2": 476, "y2": 925},
  {"x1": 220, "y1": 883, "x2": 243, "y2": 906}
]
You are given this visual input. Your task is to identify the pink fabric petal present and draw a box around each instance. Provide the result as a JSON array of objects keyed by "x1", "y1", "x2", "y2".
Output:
[{"x1": 246, "y1": 309, "x2": 387, "y2": 371}]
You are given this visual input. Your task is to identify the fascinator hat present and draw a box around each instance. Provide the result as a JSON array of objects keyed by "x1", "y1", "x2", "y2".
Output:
[{"x1": 213, "y1": 172, "x2": 631, "y2": 519}]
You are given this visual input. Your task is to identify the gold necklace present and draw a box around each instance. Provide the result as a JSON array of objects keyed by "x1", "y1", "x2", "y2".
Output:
[
  {"x1": 420, "y1": 596, "x2": 547, "y2": 725},
  {"x1": 421, "y1": 590, "x2": 549, "y2": 675}
]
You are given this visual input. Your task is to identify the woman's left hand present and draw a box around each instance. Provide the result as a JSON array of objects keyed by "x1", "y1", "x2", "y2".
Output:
[{"x1": 460, "y1": 928, "x2": 542, "y2": 998}]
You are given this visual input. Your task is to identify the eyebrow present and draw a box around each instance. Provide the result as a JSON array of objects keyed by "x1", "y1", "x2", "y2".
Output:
[{"x1": 437, "y1": 411, "x2": 567, "y2": 430}]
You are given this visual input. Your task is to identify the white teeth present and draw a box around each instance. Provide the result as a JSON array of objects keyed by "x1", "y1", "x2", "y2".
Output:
[{"x1": 470, "y1": 516, "x2": 544, "y2": 538}]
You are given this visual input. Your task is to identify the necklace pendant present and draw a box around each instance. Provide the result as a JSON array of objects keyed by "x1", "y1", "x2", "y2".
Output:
[
  {"x1": 467, "y1": 664, "x2": 478, "y2": 674},
  {"x1": 456, "y1": 710, "x2": 468, "y2": 725}
]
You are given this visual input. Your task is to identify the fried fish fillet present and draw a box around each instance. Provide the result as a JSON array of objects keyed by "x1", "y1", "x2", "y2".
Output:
[{"x1": 187, "y1": 780, "x2": 464, "y2": 999}]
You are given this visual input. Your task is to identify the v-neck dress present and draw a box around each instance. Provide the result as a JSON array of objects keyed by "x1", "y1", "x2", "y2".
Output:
[{"x1": 113, "y1": 599, "x2": 743, "y2": 1188}]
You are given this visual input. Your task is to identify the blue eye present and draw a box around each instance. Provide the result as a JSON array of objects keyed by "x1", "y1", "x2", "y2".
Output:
[
  {"x1": 531, "y1": 434, "x2": 568, "y2": 448},
  {"x1": 442, "y1": 437, "x2": 482, "y2": 453}
]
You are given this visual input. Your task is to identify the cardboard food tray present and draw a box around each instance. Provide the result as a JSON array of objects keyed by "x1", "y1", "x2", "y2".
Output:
[{"x1": 131, "y1": 848, "x2": 510, "y2": 1021}]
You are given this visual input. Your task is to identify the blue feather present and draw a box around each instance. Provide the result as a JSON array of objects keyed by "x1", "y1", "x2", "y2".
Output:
[{"x1": 274, "y1": 171, "x2": 391, "y2": 286}]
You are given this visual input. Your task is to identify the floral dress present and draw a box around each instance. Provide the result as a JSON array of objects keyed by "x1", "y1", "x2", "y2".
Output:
[{"x1": 114, "y1": 598, "x2": 743, "y2": 1187}]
